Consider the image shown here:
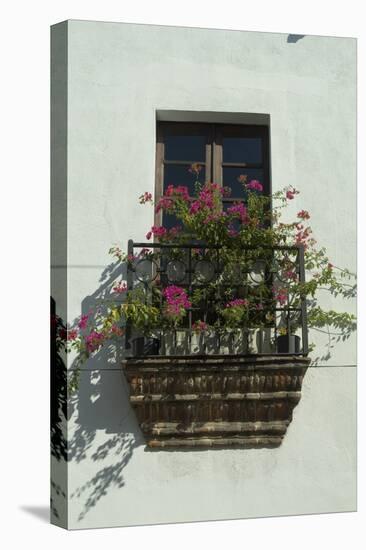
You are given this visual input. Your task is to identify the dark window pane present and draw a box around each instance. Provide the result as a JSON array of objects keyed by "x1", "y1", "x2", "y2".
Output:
[
  {"x1": 164, "y1": 164, "x2": 205, "y2": 196},
  {"x1": 223, "y1": 137, "x2": 262, "y2": 164},
  {"x1": 165, "y1": 135, "x2": 206, "y2": 162},
  {"x1": 223, "y1": 167, "x2": 264, "y2": 198},
  {"x1": 162, "y1": 211, "x2": 180, "y2": 230}
]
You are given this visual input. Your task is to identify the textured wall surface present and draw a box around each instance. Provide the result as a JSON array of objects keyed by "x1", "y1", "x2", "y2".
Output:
[{"x1": 51, "y1": 20, "x2": 357, "y2": 529}]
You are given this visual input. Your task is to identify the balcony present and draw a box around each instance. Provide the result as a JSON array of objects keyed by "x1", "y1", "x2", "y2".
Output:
[{"x1": 122, "y1": 240, "x2": 310, "y2": 448}]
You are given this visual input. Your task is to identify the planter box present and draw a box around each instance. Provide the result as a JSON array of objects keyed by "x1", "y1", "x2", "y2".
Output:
[
  {"x1": 123, "y1": 354, "x2": 310, "y2": 449},
  {"x1": 159, "y1": 328, "x2": 274, "y2": 356},
  {"x1": 276, "y1": 334, "x2": 301, "y2": 354},
  {"x1": 131, "y1": 336, "x2": 160, "y2": 356}
]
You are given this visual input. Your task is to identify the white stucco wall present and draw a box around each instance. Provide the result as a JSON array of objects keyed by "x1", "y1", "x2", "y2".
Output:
[{"x1": 51, "y1": 20, "x2": 356, "y2": 529}]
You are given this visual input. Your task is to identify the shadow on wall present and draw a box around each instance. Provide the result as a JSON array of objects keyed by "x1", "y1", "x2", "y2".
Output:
[
  {"x1": 50, "y1": 297, "x2": 68, "y2": 523},
  {"x1": 287, "y1": 34, "x2": 305, "y2": 43},
  {"x1": 68, "y1": 357, "x2": 142, "y2": 522},
  {"x1": 51, "y1": 253, "x2": 356, "y2": 522},
  {"x1": 51, "y1": 259, "x2": 144, "y2": 523}
]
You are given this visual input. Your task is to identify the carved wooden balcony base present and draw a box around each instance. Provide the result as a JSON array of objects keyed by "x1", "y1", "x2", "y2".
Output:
[{"x1": 123, "y1": 354, "x2": 310, "y2": 449}]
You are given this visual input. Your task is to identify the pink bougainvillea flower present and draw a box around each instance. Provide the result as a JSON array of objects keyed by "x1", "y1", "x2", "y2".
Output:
[
  {"x1": 78, "y1": 313, "x2": 90, "y2": 330},
  {"x1": 175, "y1": 186, "x2": 190, "y2": 201},
  {"x1": 112, "y1": 281, "x2": 127, "y2": 294},
  {"x1": 283, "y1": 270, "x2": 298, "y2": 281},
  {"x1": 164, "y1": 185, "x2": 190, "y2": 202},
  {"x1": 203, "y1": 214, "x2": 216, "y2": 225},
  {"x1": 67, "y1": 329, "x2": 78, "y2": 341},
  {"x1": 110, "y1": 324, "x2": 124, "y2": 337},
  {"x1": 127, "y1": 254, "x2": 138, "y2": 262},
  {"x1": 273, "y1": 287, "x2": 288, "y2": 305},
  {"x1": 162, "y1": 285, "x2": 191, "y2": 318},
  {"x1": 286, "y1": 186, "x2": 299, "y2": 200},
  {"x1": 59, "y1": 327, "x2": 78, "y2": 341},
  {"x1": 192, "y1": 320, "x2": 208, "y2": 333},
  {"x1": 155, "y1": 197, "x2": 174, "y2": 213},
  {"x1": 146, "y1": 225, "x2": 168, "y2": 241},
  {"x1": 198, "y1": 189, "x2": 214, "y2": 209},
  {"x1": 139, "y1": 192, "x2": 153, "y2": 204},
  {"x1": 227, "y1": 202, "x2": 248, "y2": 223},
  {"x1": 165, "y1": 184, "x2": 175, "y2": 196},
  {"x1": 206, "y1": 182, "x2": 221, "y2": 191},
  {"x1": 85, "y1": 331, "x2": 105, "y2": 353},
  {"x1": 295, "y1": 226, "x2": 312, "y2": 248},
  {"x1": 297, "y1": 210, "x2": 310, "y2": 220},
  {"x1": 221, "y1": 186, "x2": 232, "y2": 197},
  {"x1": 246, "y1": 180, "x2": 263, "y2": 192},
  {"x1": 189, "y1": 200, "x2": 202, "y2": 214},
  {"x1": 225, "y1": 298, "x2": 249, "y2": 308}
]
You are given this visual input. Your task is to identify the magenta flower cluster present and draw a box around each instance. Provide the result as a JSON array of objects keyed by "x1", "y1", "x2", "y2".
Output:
[
  {"x1": 273, "y1": 287, "x2": 288, "y2": 305},
  {"x1": 155, "y1": 197, "x2": 174, "y2": 213},
  {"x1": 165, "y1": 184, "x2": 190, "y2": 202},
  {"x1": 283, "y1": 270, "x2": 297, "y2": 281},
  {"x1": 112, "y1": 281, "x2": 128, "y2": 294},
  {"x1": 163, "y1": 285, "x2": 192, "y2": 317},
  {"x1": 78, "y1": 313, "x2": 91, "y2": 330},
  {"x1": 85, "y1": 331, "x2": 105, "y2": 353},
  {"x1": 226, "y1": 202, "x2": 248, "y2": 223},
  {"x1": 139, "y1": 192, "x2": 152, "y2": 204},
  {"x1": 285, "y1": 186, "x2": 299, "y2": 200},
  {"x1": 146, "y1": 225, "x2": 182, "y2": 241},
  {"x1": 188, "y1": 182, "x2": 227, "y2": 215},
  {"x1": 246, "y1": 180, "x2": 263, "y2": 192},
  {"x1": 225, "y1": 298, "x2": 249, "y2": 308}
]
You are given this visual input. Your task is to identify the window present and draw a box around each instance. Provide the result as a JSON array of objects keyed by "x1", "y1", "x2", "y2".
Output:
[{"x1": 155, "y1": 121, "x2": 270, "y2": 228}]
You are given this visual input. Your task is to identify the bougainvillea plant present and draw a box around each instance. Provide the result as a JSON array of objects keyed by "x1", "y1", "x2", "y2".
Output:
[{"x1": 56, "y1": 166, "x2": 356, "y2": 390}]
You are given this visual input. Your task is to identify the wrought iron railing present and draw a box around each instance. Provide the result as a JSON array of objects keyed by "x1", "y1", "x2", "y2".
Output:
[{"x1": 126, "y1": 240, "x2": 308, "y2": 356}]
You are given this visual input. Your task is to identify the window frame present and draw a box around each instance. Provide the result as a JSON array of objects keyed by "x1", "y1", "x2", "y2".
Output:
[{"x1": 155, "y1": 121, "x2": 270, "y2": 228}]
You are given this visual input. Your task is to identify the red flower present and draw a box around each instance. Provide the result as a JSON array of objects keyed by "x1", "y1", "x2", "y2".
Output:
[
  {"x1": 85, "y1": 331, "x2": 105, "y2": 353},
  {"x1": 189, "y1": 201, "x2": 201, "y2": 214},
  {"x1": 139, "y1": 192, "x2": 153, "y2": 204},
  {"x1": 297, "y1": 210, "x2": 310, "y2": 220},
  {"x1": 286, "y1": 186, "x2": 299, "y2": 200},
  {"x1": 165, "y1": 185, "x2": 190, "y2": 202},
  {"x1": 246, "y1": 180, "x2": 263, "y2": 192},
  {"x1": 146, "y1": 226, "x2": 167, "y2": 240},
  {"x1": 225, "y1": 298, "x2": 249, "y2": 308},
  {"x1": 110, "y1": 325, "x2": 124, "y2": 337},
  {"x1": 78, "y1": 314, "x2": 90, "y2": 330},
  {"x1": 155, "y1": 197, "x2": 174, "y2": 213},
  {"x1": 112, "y1": 281, "x2": 127, "y2": 294},
  {"x1": 273, "y1": 287, "x2": 288, "y2": 305}
]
